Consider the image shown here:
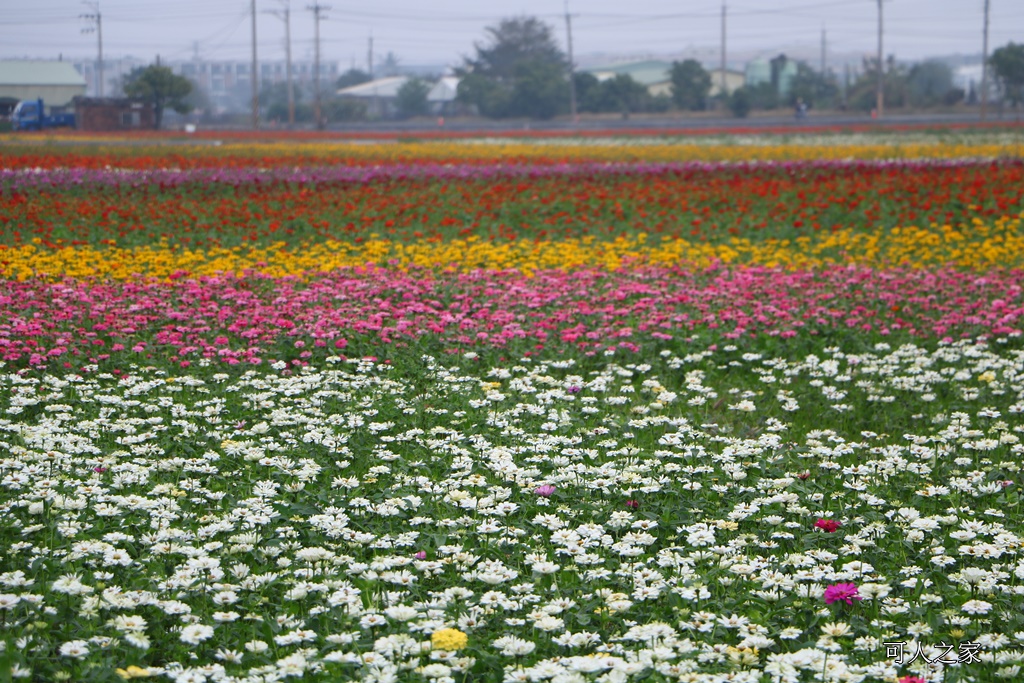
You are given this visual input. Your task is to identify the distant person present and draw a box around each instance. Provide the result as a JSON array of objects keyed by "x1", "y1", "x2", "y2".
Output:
[{"x1": 795, "y1": 98, "x2": 808, "y2": 121}]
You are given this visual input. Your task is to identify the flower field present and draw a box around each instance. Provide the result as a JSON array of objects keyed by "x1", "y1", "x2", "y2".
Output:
[{"x1": 2, "y1": 129, "x2": 1024, "y2": 682}]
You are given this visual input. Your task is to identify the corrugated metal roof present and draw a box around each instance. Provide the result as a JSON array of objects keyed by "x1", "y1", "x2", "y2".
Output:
[
  {"x1": 586, "y1": 60, "x2": 673, "y2": 87},
  {"x1": 338, "y1": 76, "x2": 409, "y2": 99},
  {"x1": 427, "y1": 77, "x2": 459, "y2": 103},
  {"x1": 0, "y1": 61, "x2": 87, "y2": 87}
]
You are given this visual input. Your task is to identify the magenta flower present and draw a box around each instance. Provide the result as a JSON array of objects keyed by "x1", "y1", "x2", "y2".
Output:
[
  {"x1": 414, "y1": 551, "x2": 427, "y2": 560},
  {"x1": 824, "y1": 582, "x2": 862, "y2": 605},
  {"x1": 625, "y1": 499, "x2": 640, "y2": 510},
  {"x1": 814, "y1": 518, "x2": 840, "y2": 533},
  {"x1": 534, "y1": 485, "x2": 556, "y2": 498}
]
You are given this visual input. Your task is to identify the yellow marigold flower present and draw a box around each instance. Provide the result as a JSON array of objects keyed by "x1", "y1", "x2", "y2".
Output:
[
  {"x1": 431, "y1": 628, "x2": 468, "y2": 651},
  {"x1": 115, "y1": 666, "x2": 153, "y2": 679}
]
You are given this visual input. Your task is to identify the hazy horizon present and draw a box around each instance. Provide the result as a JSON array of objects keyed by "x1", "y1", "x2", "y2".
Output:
[{"x1": 4, "y1": 0, "x2": 1022, "y2": 71}]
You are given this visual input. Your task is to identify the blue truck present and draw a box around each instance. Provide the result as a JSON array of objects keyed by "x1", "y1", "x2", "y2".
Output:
[{"x1": 11, "y1": 99, "x2": 76, "y2": 131}]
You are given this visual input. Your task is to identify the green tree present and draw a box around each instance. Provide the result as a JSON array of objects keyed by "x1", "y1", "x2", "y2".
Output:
[
  {"x1": 990, "y1": 42, "x2": 1024, "y2": 114},
  {"x1": 510, "y1": 59, "x2": 567, "y2": 119},
  {"x1": 746, "y1": 82, "x2": 780, "y2": 110},
  {"x1": 396, "y1": 77, "x2": 431, "y2": 118},
  {"x1": 728, "y1": 87, "x2": 752, "y2": 118},
  {"x1": 846, "y1": 56, "x2": 909, "y2": 111},
  {"x1": 789, "y1": 62, "x2": 839, "y2": 109},
  {"x1": 573, "y1": 72, "x2": 602, "y2": 113},
  {"x1": 669, "y1": 59, "x2": 711, "y2": 111},
  {"x1": 599, "y1": 74, "x2": 651, "y2": 116},
  {"x1": 123, "y1": 65, "x2": 193, "y2": 130},
  {"x1": 337, "y1": 69, "x2": 372, "y2": 89},
  {"x1": 456, "y1": 16, "x2": 567, "y2": 119},
  {"x1": 906, "y1": 60, "x2": 956, "y2": 107}
]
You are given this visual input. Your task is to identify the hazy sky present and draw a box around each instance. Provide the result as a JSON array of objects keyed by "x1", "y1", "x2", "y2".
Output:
[{"x1": 4, "y1": 0, "x2": 1022, "y2": 69}]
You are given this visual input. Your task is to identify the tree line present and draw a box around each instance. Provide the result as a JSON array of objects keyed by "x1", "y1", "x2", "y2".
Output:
[{"x1": 118, "y1": 16, "x2": 1024, "y2": 127}]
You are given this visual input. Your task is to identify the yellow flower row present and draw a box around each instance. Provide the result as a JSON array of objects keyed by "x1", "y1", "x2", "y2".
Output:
[
  {"x1": 3, "y1": 214, "x2": 1021, "y2": 280},
  {"x1": 5, "y1": 136, "x2": 1023, "y2": 164}
]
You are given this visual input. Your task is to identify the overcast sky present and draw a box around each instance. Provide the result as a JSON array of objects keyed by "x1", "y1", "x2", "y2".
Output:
[{"x1": 3, "y1": 0, "x2": 1022, "y2": 70}]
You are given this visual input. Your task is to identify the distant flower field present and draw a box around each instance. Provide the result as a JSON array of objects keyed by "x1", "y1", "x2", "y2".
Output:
[{"x1": 1, "y1": 130, "x2": 1024, "y2": 682}]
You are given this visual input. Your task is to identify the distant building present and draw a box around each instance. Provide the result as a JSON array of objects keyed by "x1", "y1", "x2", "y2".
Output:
[
  {"x1": 71, "y1": 57, "x2": 146, "y2": 98},
  {"x1": 74, "y1": 97, "x2": 154, "y2": 131},
  {"x1": 745, "y1": 57, "x2": 798, "y2": 97},
  {"x1": 427, "y1": 77, "x2": 460, "y2": 116},
  {"x1": 174, "y1": 59, "x2": 338, "y2": 112},
  {"x1": 710, "y1": 70, "x2": 745, "y2": 98},
  {"x1": 745, "y1": 59, "x2": 772, "y2": 89},
  {"x1": 585, "y1": 61, "x2": 674, "y2": 97},
  {"x1": 0, "y1": 60, "x2": 86, "y2": 107},
  {"x1": 338, "y1": 76, "x2": 409, "y2": 118}
]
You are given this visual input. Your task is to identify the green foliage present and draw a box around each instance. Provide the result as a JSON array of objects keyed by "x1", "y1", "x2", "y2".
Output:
[
  {"x1": 745, "y1": 82, "x2": 781, "y2": 110},
  {"x1": 906, "y1": 61, "x2": 957, "y2": 108},
  {"x1": 596, "y1": 74, "x2": 651, "y2": 115},
  {"x1": 788, "y1": 62, "x2": 839, "y2": 109},
  {"x1": 509, "y1": 59, "x2": 567, "y2": 119},
  {"x1": 396, "y1": 78, "x2": 431, "y2": 119},
  {"x1": 729, "y1": 86, "x2": 752, "y2": 118},
  {"x1": 846, "y1": 56, "x2": 909, "y2": 112},
  {"x1": 990, "y1": 42, "x2": 1024, "y2": 109},
  {"x1": 259, "y1": 81, "x2": 309, "y2": 124},
  {"x1": 336, "y1": 69, "x2": 372, "y2": 90},
  {"x1": 457, "y1": 16, "x2": 567, "y2": 119},
  {"x1": 456, "y1": 73, "x2": 512, "y2": 118},
  {"x1": 669, "y1": 59, "x2": 711, "y2": 111},
  {"x1": 323, "y1": 97, "x2": 367, "y2": 123},
  {"x1": 123, "y1": 65, "x2": 193, "y2": 130}
]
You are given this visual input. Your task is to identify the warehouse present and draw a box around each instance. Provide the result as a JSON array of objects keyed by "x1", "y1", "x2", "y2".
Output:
[{"x1": 0, "y1": 61, "x2": 87, "y2": 108}]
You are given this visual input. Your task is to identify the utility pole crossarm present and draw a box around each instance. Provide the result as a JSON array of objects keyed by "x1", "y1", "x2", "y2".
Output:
[
  {"x1": 564, "y1": 1, "x2": 577, "y2": 125},
  {"x1": 981, "y1": 0, "x2": 990, "y2": 121},
  {"x1": 875, "y1": 0, "x2": 884, "y2": 119},
  {"x1": 266, "y1": 1, "x2": 295, "y2": 127},
  {"x1": 251, "y1": 0, "x2": 259, "y2": 130},
  {"x1": 721, "y1": 3, "x2": 727, "y2": 99},
  {"x1": 80, "y1": 2, "x2": 103, "y2": 97},
  {"x1": 307, "y1": 3, "x2": 330, "y2": 130}
]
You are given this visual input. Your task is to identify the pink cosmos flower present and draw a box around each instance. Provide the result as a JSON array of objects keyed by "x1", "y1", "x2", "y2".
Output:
[
  {"x1": 414, "y1": 551, "x2": 427, "y2": 560},
  {"x1": 534, "y1": 485, "x2": 556, "y2": 498},
  {"x1": 814, "y1": 518, "x2": 840, "y2": 533},
  {"x1": 824, "y1": 582, "x2": 862, "y2": 605},
  {"x1": 898, "y1": 677, "x2": 927, "y2": 683}
]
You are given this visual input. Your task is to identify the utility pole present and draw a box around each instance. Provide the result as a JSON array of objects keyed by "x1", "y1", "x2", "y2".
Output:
[
  {"x1": 820, "y1": 25, "x2": 827, "y2": 76},
  {"x1": 251, "y1": 0, "x2": 259, "y2": 129},
  {"x1": 81, "y1": 2, "x2": 103, "y2": 97},
  {"x1": 720, "y1": 3, "x2": 728, "y2": 99},
  {"x1": 564, "y1": 0, "x2": 577, "y2": 125},
  {"x1": 368, "y1": 32, "x2": 374, "y2": 78},
  {"x1": 981, "y1": 0, "x2": 990, "y2": 120},
  {"x1": 267, "y1": 1, "x2": 295, "y2": 127},
  {"x1": 308, "y1": 3, "x2": 329, "y2": 130},
  {"x1": 875, "y1": 0, "x2": 884, "y2": 118}
]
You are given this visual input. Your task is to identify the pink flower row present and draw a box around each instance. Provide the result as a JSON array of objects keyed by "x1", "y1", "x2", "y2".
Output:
[{"x1": 1, "y1": 264, "x2": 1021, "y2": 368}]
